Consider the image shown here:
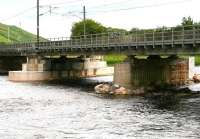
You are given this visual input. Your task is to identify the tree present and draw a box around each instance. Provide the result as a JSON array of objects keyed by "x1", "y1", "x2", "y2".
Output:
[
  {"x1": 107, "y1": 27, "x2": 127, "y2": 33},
  {"x1": 71, "y1": 19, "x2": 107, "y2": 37},
  {"x1": 181, "y1": 16, "x2": 194, "y2": 26}
]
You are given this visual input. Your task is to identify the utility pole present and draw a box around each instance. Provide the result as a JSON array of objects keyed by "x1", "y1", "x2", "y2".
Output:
[
  {"x1": 37, "y1": 0, "x2": 39, "y2": 47},
  {"x1": 7, "y1": 26, "x2": 10, "y2": 42},
  {"x1": 83, "y1": 5, "x2": 86, "y2": 39},
  {"x1": 49, "y1": 6, "x2": 52, "y2": 15}
]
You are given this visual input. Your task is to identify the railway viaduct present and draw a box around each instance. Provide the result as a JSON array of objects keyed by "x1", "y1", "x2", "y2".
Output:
[{"x1": 0, "y1": 25, "x2": 200, "y2": 88}]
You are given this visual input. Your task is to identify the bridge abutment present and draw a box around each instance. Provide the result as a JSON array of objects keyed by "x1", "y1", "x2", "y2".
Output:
[
  {"x1": 9, "y1": 56, "x2": 113, "y2": 82},
  {"x1": 114, "y1": 56, "x2": 193, "y2": 89}
]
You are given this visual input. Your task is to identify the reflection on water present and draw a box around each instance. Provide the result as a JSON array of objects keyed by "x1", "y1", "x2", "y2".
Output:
[
  {"x1": 146, "y1": 94, "x2": 182, "y2": 111},
  {"x1": 0, "y1": 76, "x2": 200, "y2": 139}
]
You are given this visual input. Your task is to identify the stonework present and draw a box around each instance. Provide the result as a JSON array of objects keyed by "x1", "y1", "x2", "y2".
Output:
[
  {"x1": 9, "y1": 56, "x2": 113, "y2": 82},
  {"x1": 114, "y1": 63, "x2": 132, "y2": 88},
  {"x1": 114, "y1": 56, "x2": 191, "y2": 89}
]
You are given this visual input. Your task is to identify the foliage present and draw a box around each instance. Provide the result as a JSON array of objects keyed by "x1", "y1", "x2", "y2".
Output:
[
  {"x1": 107, "y1": 27, "x2": 127, "y2": 33},
  {"x1": 181, "y1": 16, "x2": 194, "y2": 26},
  {"x1": 195, "y1": 56, "x2": 200, "y2": 65},
  {"x1": 71, "y1": 19, "x2": 107, "y2": 37},
  {"x1": 104, "y1": 54, "x2": 127, "y2": 65}
]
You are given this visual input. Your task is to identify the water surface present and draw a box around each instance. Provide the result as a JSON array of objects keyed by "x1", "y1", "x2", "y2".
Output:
[{"x1": 0, "y1": 76, "x2": 200, "y2": 139}]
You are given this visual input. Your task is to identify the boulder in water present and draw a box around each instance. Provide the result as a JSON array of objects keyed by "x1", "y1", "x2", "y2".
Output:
[
  {"x1": 95, "y1": 84, "x2": 131, "y2": 95},
  {"x1": 193, "y1": 74, "x2": 200, "y2": 83},
  {"x1": 113, "y1": 87, "x2": 129, "y2": 95},
  {"x1": 94, "y1": 84, "x2": 111, "y2": 94}
]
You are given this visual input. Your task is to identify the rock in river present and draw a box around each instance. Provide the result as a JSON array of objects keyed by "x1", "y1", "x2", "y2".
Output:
[
  {"x1": 94, "y1": 84, "x2": 130, "y2": 95},
  {"x1": 94, "y1": 84, "x2": 111, "y2": 94}
]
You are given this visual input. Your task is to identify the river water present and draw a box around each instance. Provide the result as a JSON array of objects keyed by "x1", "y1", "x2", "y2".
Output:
[{"x1": 0, "y1": 76, "x2": 200, "y2": 139}]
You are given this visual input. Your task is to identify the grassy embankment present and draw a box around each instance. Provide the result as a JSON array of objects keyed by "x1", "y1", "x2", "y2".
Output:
[
  {"x1": 194, "y1": 56, "x2": 200, "y2": 65},
  {"x1": 104, "y1": 54, "x2": 127, "y2": 65},
  {"x1": 104, "y1": 54, "x2": 200, "y2": 66},
  {"x1": 0, "y1": 23, "x2": 37, "y2": 43}
]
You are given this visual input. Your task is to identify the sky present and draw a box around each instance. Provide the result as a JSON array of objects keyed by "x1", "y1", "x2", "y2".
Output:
[{"x1": 0, "y1": 0, "x2": 199, "y2": 38}]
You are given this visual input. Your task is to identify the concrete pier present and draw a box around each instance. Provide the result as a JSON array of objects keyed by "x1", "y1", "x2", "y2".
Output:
[
  {"x1": 114, "y1": 56, "x2": 193, "y2": 89},
  {"x1": 9, "y1": 56, "x2": 114, "y2": 82}
]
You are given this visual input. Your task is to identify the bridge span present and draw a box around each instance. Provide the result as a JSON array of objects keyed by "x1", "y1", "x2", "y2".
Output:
[
  {"x1": 0, "y1": 25, "x2": 200, "y2": 56},
  {"x1": 0, "y1": 25, "x2": 200, "y2": 89}
]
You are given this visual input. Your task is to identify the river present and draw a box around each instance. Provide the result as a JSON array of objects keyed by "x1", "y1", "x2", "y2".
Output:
[{"x1": 0, "y1": 76, "x2": 200, "y2": 139}]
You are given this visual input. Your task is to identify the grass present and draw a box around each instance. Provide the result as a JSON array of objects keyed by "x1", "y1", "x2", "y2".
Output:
[
  {"x1": 104, "y1": 55, "x2": 200, "y2": 66},
  {"x1": 0, "y1": 23, "x2": 39, "y2": 43},
  {"x1": 195, "y1": 56, "x2": 200, "y2": 65},
  {"x1": 104, "y1": 54, "x2": 127, "y2": 65},
  {"x1": 180, "y1": 56, "x2": 200, "y2": 66}
]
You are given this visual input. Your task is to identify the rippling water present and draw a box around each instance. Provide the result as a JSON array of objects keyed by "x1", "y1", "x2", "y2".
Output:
[{"x1": 0, "y1": 76, "x2": 200, "y2": 139}]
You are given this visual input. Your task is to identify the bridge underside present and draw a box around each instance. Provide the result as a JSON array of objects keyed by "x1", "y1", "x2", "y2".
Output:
[
  {"x1": 0, "y1": 56, "x2": 26, "y2": 74},
  {"x1": 1, "y1": 42, "x2": 200, "y2": 56}
]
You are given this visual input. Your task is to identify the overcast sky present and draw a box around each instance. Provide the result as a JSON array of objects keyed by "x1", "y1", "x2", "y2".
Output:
[{"x1": 0, "y1": 0, "x2": 199, "y2": 38}]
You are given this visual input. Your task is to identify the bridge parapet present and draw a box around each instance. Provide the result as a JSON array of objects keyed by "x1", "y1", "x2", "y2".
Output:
[{"x1": 0, "y1": 25, "x2": 200, "y2": 56}]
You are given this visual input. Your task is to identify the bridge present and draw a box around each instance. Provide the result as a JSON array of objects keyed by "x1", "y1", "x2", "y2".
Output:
[
  {"x1": 0, "y1": 25, "x2": 200, "y2": 56},
  {"x1": 0, "y1": 25, "x2": 200, "y2": 89}
]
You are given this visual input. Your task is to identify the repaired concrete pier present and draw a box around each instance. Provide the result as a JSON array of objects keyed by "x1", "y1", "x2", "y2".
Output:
[
  {"x1": 9, "y1": 56, "x2": 114, "y2": 82},
  {"x1": 114, "y1": 56, "x2": 194, "y2": 89}
]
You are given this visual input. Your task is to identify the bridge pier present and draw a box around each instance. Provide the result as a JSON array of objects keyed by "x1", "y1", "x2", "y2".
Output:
[
  {"x1": 114, "y1": 56, "x2": 193, "y2": 89},
  {"x1": 8, "y1": 56, "x2": 113, "y2": 82}
]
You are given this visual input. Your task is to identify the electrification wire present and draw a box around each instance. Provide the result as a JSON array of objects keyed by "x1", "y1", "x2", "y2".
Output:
[
  {"x1": 0, "y1": 6, "x2": 36, "y2": 22},
  {"x1": 88, "y1": 0, "x2": 191, "y2": 13},
  {"x1": 39, "y1": 0, "x2": 137, "y2": 15},
  {"x1": 40, "y1": 7, "x2": 59, "y2": 16},
  {"x1": 44, "y1": 0, "x2": 192, "y2": 20},
  {"x1": 0, "y1": 0, "x2": 82, "y2": 22},
  {"x1": 40, "y1": 0, "x2": 84, "y2": 7},
  {"x1": 1, "y1": 0, "x2": 191, "y2": 23},
  {"x1": 84, "y1": 0, "x2": 142, "y2": 10},
  {"x1": 45, "y1": 0, "x2": 192, "y2": 18}
]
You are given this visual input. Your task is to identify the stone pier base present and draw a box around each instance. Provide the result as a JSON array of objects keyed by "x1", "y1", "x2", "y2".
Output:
[
  {"x1": 9, "y1": 68, "x2": 114, "y2": 82},
  {"x1": 114, "y1": 56, "x2": 192, "y2": 89},
  {"x1": 8, "y1": 56, "x2": 114, "y2": 82}
]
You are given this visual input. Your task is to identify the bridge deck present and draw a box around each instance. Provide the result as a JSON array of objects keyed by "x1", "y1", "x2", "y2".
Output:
[{"x1": 1, "y1": 25, "x2": 200, "y2": 56}]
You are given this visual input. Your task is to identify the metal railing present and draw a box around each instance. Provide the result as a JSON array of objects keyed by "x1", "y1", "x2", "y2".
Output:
[{"x1": 0, "y1": 25, "x2": 200, "y2": 55}]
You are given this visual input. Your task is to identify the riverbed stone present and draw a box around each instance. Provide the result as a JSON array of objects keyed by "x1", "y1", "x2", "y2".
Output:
[{"x1": 94, "y1": 84, "x2": 111, "y2": 94}]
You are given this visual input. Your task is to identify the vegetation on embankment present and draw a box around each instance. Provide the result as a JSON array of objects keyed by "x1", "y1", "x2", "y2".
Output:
[
  {"x1": 104, "y1": 54, "x2": 127, "y2": 65},
  {"x1": 104, "y1": 55, "x2": 200, "y2": 66},
  {"x1": 0, "y1": 23, "x2": 37, "y2": 43},
  {"x1": 195, "y1": 56, "x2": 200, "y2": 65}
]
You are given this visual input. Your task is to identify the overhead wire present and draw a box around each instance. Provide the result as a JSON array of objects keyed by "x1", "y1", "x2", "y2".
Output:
[
  {"x1": 40, "y1": 0, "x2": 84, "y2": 7},
  {"x1": 42, "y1": 0, "x2": 192, "y2": 22},
  {"x1": 0, "y1": 6, "x2": 36, "y2": 22},
  {"x1": 87, "y1": 0, "x2": 191, "y2": 13},
  {"x1": 0, "y1": 0, "x2": 83, "y2": 22},
  {"x1": 43, "y1": 0, "x2": 192, "y2": 18},
  {"x1": 0, "y1": 0, "x2": 193, "y2": 23}
]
